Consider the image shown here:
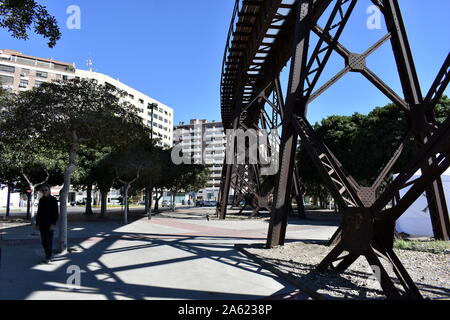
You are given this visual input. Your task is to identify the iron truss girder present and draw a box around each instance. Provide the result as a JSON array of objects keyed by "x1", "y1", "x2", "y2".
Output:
[{"x1": 219, "y1": 0, "x2": 449, "y2": 300}]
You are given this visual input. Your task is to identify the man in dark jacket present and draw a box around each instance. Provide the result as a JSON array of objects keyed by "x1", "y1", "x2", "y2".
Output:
[{"x1": 35, "y1": 184, "x2": 59, "y2": 264}]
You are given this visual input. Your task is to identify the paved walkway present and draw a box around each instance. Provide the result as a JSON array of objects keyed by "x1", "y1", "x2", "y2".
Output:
[{"x1": 0, "y1": 208, "x2": 338, "y2": 300}]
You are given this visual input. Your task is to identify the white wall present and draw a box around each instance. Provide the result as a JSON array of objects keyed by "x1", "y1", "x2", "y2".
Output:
[
  {"x1": 395, "y1": 168, "x2": 450, "y2": 237},
  {"x1": 0, "y1": 186, "x2": 21, "y2": 208}
]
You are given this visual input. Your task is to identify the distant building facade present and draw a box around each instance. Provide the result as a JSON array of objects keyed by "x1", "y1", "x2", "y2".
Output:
[
  {"x1": 76, "y1": 69, "x2": 173, "y2": 148},
  {"x1": 0, "y1": 49, "x2": 174, "y2": 207},
  {"x1": 0, "y1": 49, "x2": 173, "y2": 148},
  {"x1": 173, "y1": 119, "x2": 226, "y2": 201}
]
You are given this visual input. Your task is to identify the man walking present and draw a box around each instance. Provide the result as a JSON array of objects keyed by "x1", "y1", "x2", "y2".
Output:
[{"x1": 35, "y1": 184, "x2": 59, "y2": 264}]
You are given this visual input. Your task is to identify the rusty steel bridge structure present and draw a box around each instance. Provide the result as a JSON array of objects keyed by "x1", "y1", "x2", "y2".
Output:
[{"x1": 216, "y1": 0, "x2": 450, "y2": 299}]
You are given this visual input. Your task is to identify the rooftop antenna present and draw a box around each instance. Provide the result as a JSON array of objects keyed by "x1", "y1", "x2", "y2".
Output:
[{"x1": 86, "y1": 57, "x2": 93, "y2": 72}]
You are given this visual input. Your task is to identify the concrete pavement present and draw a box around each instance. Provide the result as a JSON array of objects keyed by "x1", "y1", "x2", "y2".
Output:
[{"x1": 0, "y1": 208, "x2": 338, "y2": 300}]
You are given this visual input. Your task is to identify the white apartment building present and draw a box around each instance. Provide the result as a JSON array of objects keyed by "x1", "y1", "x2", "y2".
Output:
[
  {"x1": 173, "y1": 119, "x2": 226, "y2": 201},
  {"x1": 0, "y1": 49, "x2": 174, "y2": 208},
  {"x1": 0, "y1": 49, "x2": 173, "y2": 148},
  {"x1": 76, "y1": 69, "x2": 173, "y2": 148}
]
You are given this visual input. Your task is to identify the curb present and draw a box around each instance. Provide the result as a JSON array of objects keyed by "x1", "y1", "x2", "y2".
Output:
[{"x1": 235, "y1": 243, "x2": 327, "y2": 301}]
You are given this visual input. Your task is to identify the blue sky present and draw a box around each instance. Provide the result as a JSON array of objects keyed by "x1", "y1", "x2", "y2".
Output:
[{"x1": 0, "y1": 0, "x2": 448, "y2": 125}]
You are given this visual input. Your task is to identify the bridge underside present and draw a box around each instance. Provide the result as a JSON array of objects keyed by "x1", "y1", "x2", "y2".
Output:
[{"x1": 217, "y1": 0, "x2": 450, "y2": 299}]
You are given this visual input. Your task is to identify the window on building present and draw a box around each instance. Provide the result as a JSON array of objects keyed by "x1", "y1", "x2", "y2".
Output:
[
  {"x1": 34, "y1": 80, "x2": 44, "y2": 88},
  {"x1": 19, "y1": 79, "x2": 28, "y2": 88},
  {"x1": 0, "y1": 74, "x2": 13, "y2": 85},
  {"x1": 0, "y1": 64, "x2": 15, "y2": 73},
  {"x1": 139, "y1": 99, "x2": 144, "y2": 104},
  {"x1": 20, "y1": 68, "x2": 30, "y2": 77},
  {"x1": 36, "y1": 71, "x2": 48, "y2": 78},
  {"x1": 36, "y1": 61, "x2": 50, "y2": 68},
  {"x1": 105, "y1": 82, "x2": 116, "y2": 91},
  {"x1": 16, "y1": 57, "x2": 35, "y2": 66}
]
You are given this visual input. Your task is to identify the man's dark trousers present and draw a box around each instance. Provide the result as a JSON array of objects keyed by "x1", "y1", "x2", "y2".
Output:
[
  {"x1": 40, "y1": 226, "x2": 54, "y2": 260},
  {"x1": 36, "y1": 195, "x2": 59, "y2": 260}
]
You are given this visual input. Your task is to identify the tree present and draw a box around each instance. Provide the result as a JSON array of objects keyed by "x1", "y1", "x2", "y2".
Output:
[
  {"x1": 90, "y1": 155, "x2": 116, "y2": 218},
  {"x1": 72, "y1": 146, "x2": 111, "y2": 216},
  {"x1": 134, "y1": 143, "x2": 163, "y2": 219},
  {"x1": 0, "y1": 0, "x2": 61, "y2": 47},
  {"x1": 2, "y1": 79, "x2": 144, "y2": 252},
  {"x1": 297, "y1": 97, "x2": 450, "y2": 209},
  {"x1": 106, "y1": 147, "x2": 149, "y2": 224},
  {"x1": 164, "y1": 157, "x2": 210, "y2": 212},
  {"x1": 0, "y1": 90, "x2": 64, "y2": 219}
]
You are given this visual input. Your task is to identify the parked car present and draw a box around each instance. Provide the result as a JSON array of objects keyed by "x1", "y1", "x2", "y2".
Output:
[
  {"x1": 203, "y1": 201, "x2": 217, "y2": 207},
  {"x1": 209, "y1": 201, "x2": 218, "y2": 207},
  {"x1": 162, "y1": 200, "x2": 173, "y2": 208},
  {"x1": 196, "y1": 200, "x2": 205, "y2": 207}
]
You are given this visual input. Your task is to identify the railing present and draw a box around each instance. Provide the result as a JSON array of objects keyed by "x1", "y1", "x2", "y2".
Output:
[{"x1": 220, "y1": 0, "x2": 241, "y2": 94}]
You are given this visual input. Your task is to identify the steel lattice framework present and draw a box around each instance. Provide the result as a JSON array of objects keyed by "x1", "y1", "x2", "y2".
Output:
[{"x1": 218, "y1": 0, "x2": 450, "y2": 299}]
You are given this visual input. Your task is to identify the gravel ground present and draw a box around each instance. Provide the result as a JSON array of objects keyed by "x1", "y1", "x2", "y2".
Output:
[{"x1": 246, "y1": 241, "x2": 450, "y2": 300}]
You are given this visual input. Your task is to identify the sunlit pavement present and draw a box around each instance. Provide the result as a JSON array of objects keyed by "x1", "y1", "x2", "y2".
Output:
[{"x1": 0, "y1": 208, "x2": 338, "y2": 300}]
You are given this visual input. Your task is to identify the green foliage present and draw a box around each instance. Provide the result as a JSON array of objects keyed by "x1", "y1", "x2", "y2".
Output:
[
  {"x1": 5, "y1": 79, "x2": 145, "y2": 152},
  {"x1": 0, "y1": 0, "x2": 61, "y2": 47},
  {"x1": 394, "y1": 239, "x2": 450, "y2": 254},
  {"x1": 0, "y1": 90, "x2": 65, "y2": 188},
  {"x1": 72, "y1": 145, "x2": 112, "y2": 191},
  {"x1": 298, "y1": 97, "x2": 450, "y2": 203}
]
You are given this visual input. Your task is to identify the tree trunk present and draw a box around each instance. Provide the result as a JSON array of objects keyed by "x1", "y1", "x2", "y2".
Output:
[
  {"x1": 94, "y1": 189, "x2": 100, "y2": 206},
  {"x1": 145, "y1": 185, "x2": 153, "y2": 219},
  {"x1": 84, "y1": 183, "x2": 94, "y2": 215},
  {"x1": 144, "y1": 187, "x2": 150, "y2": 214},
  {"x1": 172, "y1": 190, "x2": 176, "y2": 212},
  {"x1": 30, "y1": 186, "x2": 36, "y2": 224},
  {"x1": 22, "y1": 172, "x2": 49, "y2": 225},
  {"x1": 58, "y1": 138, "x2": 79, "y2": 253},
  {"x1": 5, "y1": 184, "x2": 11, "y2": 218},
  {"x1": 100, "y1": 190, "x2": 108, "y2": 218},
  {"x1": 26, "y1": 192, "x2": 31, "y2": 220},
  {"x1": 149, "y1": 188, "x2": 153, "y2": 219},
  {"x1": 153, "y1": 188, "x2": 159, "y2": 213},
  {"x1": 297, "y1": 197, "x2": 306, "y2": 219},
  {"x1": 124, "y1": 184, "x2": 129, "y2": 224}
]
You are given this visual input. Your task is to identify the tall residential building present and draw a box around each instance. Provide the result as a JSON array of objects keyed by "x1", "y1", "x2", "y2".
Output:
[
  {"x1": 0, "y1": 49, "x2": 76, "y2": 90},
  {"x1": 76, "y1": 70, "x2": 174, "y2": 148},
  {"x1": 173, "y1": 119, "x2": 226, "y2": 201},
  {"x1": 0, "y1": 49, "x2": 173, "y2": 148}
]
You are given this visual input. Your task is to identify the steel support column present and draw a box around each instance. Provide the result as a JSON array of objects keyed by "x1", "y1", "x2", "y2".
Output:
[{"x1": 267, "y1": 0, "x2": 314, "y2": 248}]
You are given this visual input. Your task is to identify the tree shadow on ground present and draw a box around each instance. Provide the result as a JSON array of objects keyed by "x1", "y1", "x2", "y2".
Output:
[
  {"x1": 0, "y1": 220, "x2": 296, "y2": 300},
  {"x1": 243, "y1": 243, "x2": 450, "y2": 300}
]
